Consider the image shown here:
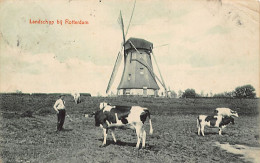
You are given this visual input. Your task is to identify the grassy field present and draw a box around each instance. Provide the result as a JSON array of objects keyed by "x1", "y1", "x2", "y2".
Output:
[{"x1": 0, "y1": 94, "x2": 259, "y2": 163}]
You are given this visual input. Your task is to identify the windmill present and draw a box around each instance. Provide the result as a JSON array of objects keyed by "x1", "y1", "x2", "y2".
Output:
[{"x1": 106, "y1": 1, "x2": 167, "y2": 97}]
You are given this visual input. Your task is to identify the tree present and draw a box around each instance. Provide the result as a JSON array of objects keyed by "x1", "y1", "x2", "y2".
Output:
[
  {"x1": 97, "y1": 92, "x2": 102, "y2": 97},
  {"x1": 182, "y1": 88, "x2": 197, "y2": 98},
  {"x1": 200, "y1": 90, "x2": 204, "y2": 97},
  {"x1": 210, "y1": 91, "x2": 213, "y2": 97},
  {"x1": 16, "y1": 90, "x2": 22, "y2": 94},
  {"x1": 169, "y1": 90, "x2": 177, "y2": 98},
  {"x1": 234, "y1": 84, "x2": 256, "y2": 98},
  {"x1": 213, "y1": 91, "x2": 234, "y2": 98},
  {"x1": 178, "y1": 90, "x2": 183, "y2": 98}
]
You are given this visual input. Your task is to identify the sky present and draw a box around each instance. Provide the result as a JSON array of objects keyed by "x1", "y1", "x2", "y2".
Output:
[{"x1": 0, "y1": 0, "x2": 259, "y2": 96}]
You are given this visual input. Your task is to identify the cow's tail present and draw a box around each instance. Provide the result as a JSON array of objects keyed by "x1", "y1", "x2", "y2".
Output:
[{"x1": 144, "y1": 109, "x2": 153, "y2": 135}]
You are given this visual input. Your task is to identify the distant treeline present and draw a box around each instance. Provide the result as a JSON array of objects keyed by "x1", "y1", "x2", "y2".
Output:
[
  {"x1": 0, "y1": 94, "x2": 258, "y2": 116},
  {"x1": 169, "y1": 84, "x2": 257, "y2": 99}
]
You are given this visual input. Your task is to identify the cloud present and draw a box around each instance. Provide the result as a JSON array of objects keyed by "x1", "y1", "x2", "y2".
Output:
[{"x1": 0, "y1": 45, "x2": 113, "y2": 95}]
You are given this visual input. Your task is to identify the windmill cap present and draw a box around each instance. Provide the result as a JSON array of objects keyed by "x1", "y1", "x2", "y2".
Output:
[{"x1": 124, "y1": 37, "x2": 153, "y2": 51}]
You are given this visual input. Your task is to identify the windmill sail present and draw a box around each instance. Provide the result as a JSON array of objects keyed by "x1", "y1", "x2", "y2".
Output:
[
  {"x1": 118, "y1": 11, "x2": 126, "y2": 45},
  {"x1": 106, "y1": 51, "x2": 123, "y2": 94},
  {"x1": 106, "y1": 12, "x2": 125, "y2": 94},
  {"x1": 125, "y1": 0, "x2": 136, "y2": 36},
  {"x1": 151, "y1": 50, "x2": 168, "y2": 96},
  {"x1": 106, "y1": 2, "x2": 136, "y2": 94},
  {"x1": 131, "y1": 57, "x2": 164, "y2": 87}
]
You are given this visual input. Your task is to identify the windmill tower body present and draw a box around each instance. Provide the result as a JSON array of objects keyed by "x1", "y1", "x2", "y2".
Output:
[
  {"x1": 106, "y1": 6, "x2": 167, "y2": 97},
  {"x1": 117, "y1": 38, "x2": 159, "y2": 96}
]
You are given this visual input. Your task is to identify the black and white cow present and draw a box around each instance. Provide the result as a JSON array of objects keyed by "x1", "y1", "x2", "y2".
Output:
[
  {"x1": 214, "y1": 108, "x2": 239, "y2": 117},
  {"x1": 94, "y1": 102, "x2": 153, "y2": 149},
  {"x1": 71, "y1": 92, "x2": 81, "y2": 104},
  {"x1": 197, "y1": 115, "x2": 234, "y2": 136}
]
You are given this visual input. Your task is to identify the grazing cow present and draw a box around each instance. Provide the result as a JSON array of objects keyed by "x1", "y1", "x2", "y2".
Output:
[
  {"x1": 197, "y1": 115, "x2": 234, "y2": 136},
  {"x1": 71, "y1": 92, "x2": 81, "y2": 104},
  {"x1": 94, "y1": 102, "x2": 153, "y2": 149},
  {"x1": 214, "y1": 108, "x2": 238, "y2": 117}
]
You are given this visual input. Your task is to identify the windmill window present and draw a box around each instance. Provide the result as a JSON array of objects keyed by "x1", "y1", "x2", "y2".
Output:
[
  {"x1": 125, "y1": 89, "x2": 131, "y2": 95},
  {"x1": 128, "y1": 74, "x2": 131, "y2": 80},
  {"x1": 140, "y1": 67, "x2": 144, "y2": 75},
  {"x1": 131, "y1": 52, "x2": 136, "y2": 60},
  {"x1": 139, "y1": 52, "x2": 143, "y2": 59}
]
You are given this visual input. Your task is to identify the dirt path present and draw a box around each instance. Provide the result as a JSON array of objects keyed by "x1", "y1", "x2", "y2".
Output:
[{"x1": 215, "y1": 142, "x2": 260, "y2": 163}]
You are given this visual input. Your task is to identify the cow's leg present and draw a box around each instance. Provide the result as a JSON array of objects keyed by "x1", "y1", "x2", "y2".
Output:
[
  {"x1": 197, "y1": 125, "x2": 201, "y2": 136},
  {"x1": 218, "y1": 128, "x2": 222, "y2": 135},
  {"x1": 102, "y1": 128, "x2": 108, "y2": 147},
  {"x1": 197, "y1": 119, "x2": 201, "y2": 136},
  {"x1": 141, "y1": 128, "x2": 146, "y2": 148},
  {"x1": 111, "y1": 129, "x2": 117, "y2": 143},
  {"x1": 201, "y1": 125, "x2": 205, "y2": 136},
  {"x1": 149, "y1": 119, "x2": 153, "y2": 135},
  {"x1": 135, "y1": 124, "x2": 142, "y2": 149}
]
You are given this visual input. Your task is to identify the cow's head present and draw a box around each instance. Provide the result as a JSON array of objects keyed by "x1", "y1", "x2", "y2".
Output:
[
  {"x1": 94, "y1": 109, "x2": 108, "y2": 127},
  {"x1": 60, "y1": 95, "x2": 65, "y2": 100},
  {"x1": 222, "y1": 116, "x2": 235, "y2": 125},
  {"x1": 230, "y1": 110, "x2": 239, "y2": 117},
  {"x1": 99, "y1": 102, "x2": 108, "y2": 110},
  {"x1": 230, "y1": 117, "x2": 235, "y2": 124},
  {"x1": 99, "y1": 102, "x2": 112, "y2": 110}
]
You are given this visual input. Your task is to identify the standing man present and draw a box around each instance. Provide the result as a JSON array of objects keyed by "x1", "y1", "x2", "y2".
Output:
[{"x1": 53, "y1": 95, "x2": 66, "y2": 131}]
